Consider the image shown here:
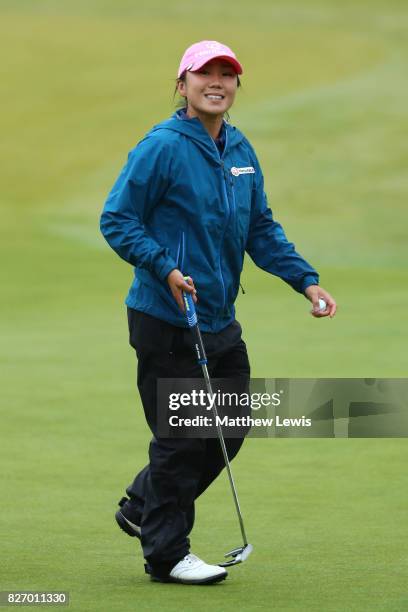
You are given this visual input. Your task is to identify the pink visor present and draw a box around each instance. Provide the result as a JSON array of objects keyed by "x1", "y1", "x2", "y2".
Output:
[{"x1": 177, "y1": 40, "x2": 243, "y2": 78}]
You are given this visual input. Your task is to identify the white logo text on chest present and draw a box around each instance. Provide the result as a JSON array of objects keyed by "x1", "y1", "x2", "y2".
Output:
[{"x1": 230, "y1": 166, "x2": 255, "y2": 176}]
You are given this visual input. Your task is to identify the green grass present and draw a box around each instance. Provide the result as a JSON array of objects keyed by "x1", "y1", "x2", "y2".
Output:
[{"x1": 1, "y1": 1, "x2": 407, "y2": 610}]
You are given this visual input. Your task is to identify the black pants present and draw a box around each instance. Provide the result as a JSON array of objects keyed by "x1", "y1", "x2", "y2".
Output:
[{"x1": 125, "y1": 308, "x2": 250, "y2": 572}]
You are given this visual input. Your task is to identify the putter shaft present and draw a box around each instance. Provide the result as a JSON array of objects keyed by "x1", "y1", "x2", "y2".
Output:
[
  {"x1": 181, "y1": 285, "x2": 250, "y2": 553},
  {"x1": 200, "y1": 360, "x2": 248, "y2": 547}
]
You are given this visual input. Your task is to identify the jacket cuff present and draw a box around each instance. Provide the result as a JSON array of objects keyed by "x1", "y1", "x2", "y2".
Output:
[
  {"x1": 154, "y1": 255, "x2": 178, "y2": 282},
  {"x1": 301, "y1": 275, "x2": 319, "y2": 294}
]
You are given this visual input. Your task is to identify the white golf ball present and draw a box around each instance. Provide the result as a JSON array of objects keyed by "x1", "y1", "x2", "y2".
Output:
[{"x1": 318, "y1": 298, "x2": 327, "y2": 311}]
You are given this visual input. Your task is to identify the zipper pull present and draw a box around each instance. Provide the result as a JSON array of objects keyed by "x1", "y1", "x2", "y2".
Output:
[{"x1": 240, "y1": 283, "x2": 246, "y2": 295}]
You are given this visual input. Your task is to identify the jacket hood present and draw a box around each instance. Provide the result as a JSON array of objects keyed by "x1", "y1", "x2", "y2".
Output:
[{"x1": 149, "y1": 108, "x2": 245, "y2": 162}]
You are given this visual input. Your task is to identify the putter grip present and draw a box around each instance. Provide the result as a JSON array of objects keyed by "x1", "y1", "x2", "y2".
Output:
[
  {"x1": 182, "y1": 281, "x2": 207, "y2": 365},
  {"x1": 182, "y1": 290, "x2": 197, "y2": 328}
]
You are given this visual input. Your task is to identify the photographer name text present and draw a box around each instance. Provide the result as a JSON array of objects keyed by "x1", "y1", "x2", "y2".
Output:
[{"x1": 168, "y1": 415, "x2": 312, "y2": 428}]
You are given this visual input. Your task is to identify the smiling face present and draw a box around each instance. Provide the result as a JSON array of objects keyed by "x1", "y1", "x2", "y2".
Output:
[{"x1": 177, "y1": 59, "x2": 239, "y2": 120}]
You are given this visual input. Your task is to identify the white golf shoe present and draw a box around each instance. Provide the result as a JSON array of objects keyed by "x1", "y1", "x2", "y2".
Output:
[{"x1": 152, "y1": 553, "x2": 228, "y2": 585}]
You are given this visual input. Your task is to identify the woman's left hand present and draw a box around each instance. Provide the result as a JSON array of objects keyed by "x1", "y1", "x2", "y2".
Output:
[{"x1": 305, "y1": 285, "x2": 337, "y2": 318}]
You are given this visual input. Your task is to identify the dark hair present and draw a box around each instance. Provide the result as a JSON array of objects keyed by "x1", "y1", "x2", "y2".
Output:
[{"x1": 173, "y1": 72, "x2": 242, "y2": 120}]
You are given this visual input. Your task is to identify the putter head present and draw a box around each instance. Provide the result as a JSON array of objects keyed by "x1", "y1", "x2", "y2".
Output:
[{"x1": 218, "y1": 543, "x2": 253, "y2": 567}]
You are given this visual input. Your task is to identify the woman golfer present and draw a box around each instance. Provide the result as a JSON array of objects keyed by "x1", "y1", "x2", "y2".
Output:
[{"x1": 100, "y1": 40, "x2": 336, "y2": 585}]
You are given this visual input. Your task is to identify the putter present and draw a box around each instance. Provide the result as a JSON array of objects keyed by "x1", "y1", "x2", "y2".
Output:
[{"x1": 182, "y1": 279, "x2": 253, "y2": 567}]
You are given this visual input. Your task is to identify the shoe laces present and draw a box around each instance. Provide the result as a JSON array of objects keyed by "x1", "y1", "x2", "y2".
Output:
[{"x1": 183, "y1": 553, "x2": 199, "y2": 565}]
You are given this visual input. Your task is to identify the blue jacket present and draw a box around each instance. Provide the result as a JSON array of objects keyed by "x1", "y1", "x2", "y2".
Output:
[{"x1": 100, "y1": 109, "x2": 319, "y2": 332}]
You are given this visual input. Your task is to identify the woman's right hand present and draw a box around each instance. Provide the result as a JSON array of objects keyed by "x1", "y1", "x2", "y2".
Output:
[{"x1": 167, "y1": 269, "x2": 198, "y2": 312}]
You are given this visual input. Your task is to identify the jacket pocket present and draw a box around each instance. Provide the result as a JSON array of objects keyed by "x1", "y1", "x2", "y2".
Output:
[
  {"x1": 176, "y1": 231, "x2": 186, "y2": 273},
  {"x1": 230, "y1": 181, "x2": 250, "y2": 249}
]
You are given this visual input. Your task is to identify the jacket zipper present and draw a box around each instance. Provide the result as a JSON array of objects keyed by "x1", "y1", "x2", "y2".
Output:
[{"x1": 211, "y1": 128, "x2": 230, "y2": 312}]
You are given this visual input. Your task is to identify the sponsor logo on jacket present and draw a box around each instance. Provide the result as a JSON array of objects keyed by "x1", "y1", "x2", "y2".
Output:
[{"x1": 231, "y1": 166, "x2": 255, "y2": 176}]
